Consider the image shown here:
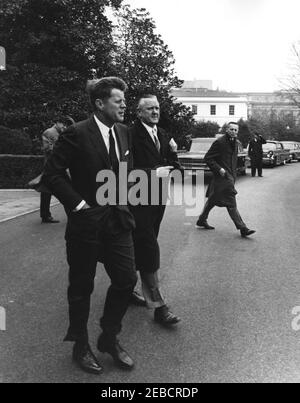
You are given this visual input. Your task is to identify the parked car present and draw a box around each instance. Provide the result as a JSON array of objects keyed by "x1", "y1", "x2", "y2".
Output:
[
  {"x1": 262, "y1": 141, "x2": 290, "y2": 167},
  {"x1": 178, "y1": 137, "x2": 248, "y2": 175},
  {"x1": 280, "y1": 141, "x2": 300, "y2": 162}
]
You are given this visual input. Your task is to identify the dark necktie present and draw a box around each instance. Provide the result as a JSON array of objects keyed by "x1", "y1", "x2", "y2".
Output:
[
  {"x1": 152, "y1": 129, "x2": 160, "y2": 152},
  {"x1": 109, "y1": 129, "x2": 119, "y2": 174}
]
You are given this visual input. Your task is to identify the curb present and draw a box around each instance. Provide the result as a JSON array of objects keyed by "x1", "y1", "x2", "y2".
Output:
[
  {"x1": 0, "y1": 202, "x2": 60, "y2": 224},
  {"x1": 0, "y1": 189, "x2": 36, "y2": 192}
]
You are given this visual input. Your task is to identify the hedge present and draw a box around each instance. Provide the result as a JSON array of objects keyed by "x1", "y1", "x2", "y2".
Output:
[
  {"x1": 0, "y1": 155, "x2": 44, "y2": 189},
  {"x1": 0, "y1": 126, "x2": 33, "y2": 155}
]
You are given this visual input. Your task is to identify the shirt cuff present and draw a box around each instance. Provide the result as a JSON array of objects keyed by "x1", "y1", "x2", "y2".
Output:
[{"x1": 73, "y1": 200, "x2": 86, "y2": 212}]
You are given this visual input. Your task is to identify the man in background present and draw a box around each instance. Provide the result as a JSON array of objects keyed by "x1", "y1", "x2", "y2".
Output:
[
  {"x1": 40, "y1": 120, "x2": 66, "y2": 223},
  {"x1": 248, "y1": 132, "x2": 266, "y2": 177},
  {"x1": 196, "y1": 122, "x2": 256, "y2": 238}
]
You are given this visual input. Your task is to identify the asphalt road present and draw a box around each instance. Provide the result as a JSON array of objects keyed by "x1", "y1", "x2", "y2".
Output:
[{"x1": 1, "y1": 164, "x2": 300, "y2": 383}]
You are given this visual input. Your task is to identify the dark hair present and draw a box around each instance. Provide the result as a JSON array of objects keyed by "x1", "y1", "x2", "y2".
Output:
[
  {"x1": 228, "y1": 121, "x2": 239, "y2": 126},
  {"x1": 86, "y1": 77, "x2": 127, "y2": 110}
]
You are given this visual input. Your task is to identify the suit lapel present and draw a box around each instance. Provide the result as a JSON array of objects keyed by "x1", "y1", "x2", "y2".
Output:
[
  {"x1": 87, "y1": 116, "x2": 111, "y2": 168},
  {"x1": 157, "y1": 128, "x2": 168, "y2": 156},
  {"x1": 114, "y1": 124, "x2": 127, "y2": 161}
]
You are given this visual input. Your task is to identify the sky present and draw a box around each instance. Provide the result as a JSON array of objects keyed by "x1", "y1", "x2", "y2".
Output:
[{"x1": 125, "y1": 0, "x2": 300, "y2": 92}]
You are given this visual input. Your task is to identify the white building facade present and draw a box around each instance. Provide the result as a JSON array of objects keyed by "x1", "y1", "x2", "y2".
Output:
[{"x1": 172, "y1": 89, "x2": 248, "y2": 127}]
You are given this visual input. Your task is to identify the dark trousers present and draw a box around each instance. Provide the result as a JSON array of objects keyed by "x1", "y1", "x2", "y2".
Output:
[
  {"x1": 200, "y1": 198, "x2": 246, "y2": 230},
  {"x1": 251, "y1": 158, "x2": 263, "y2": 177},
  {"x1": 130, "y1": 205, "x2": 166, "y2": 308},
  {"x1": 64, "y1": 212, "x2": 137, "y2": 343},
  {"x1": 40, "y1": 192, "x2": 52, "y2": 218}
]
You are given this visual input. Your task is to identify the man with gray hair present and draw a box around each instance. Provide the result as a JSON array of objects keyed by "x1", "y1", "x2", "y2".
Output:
[
  {"x1": 43, "y1": 77, "x2": 137, "y2": 375},
  {"x1": 129, "y1": 94, "x2": 181, "y2": 326}
]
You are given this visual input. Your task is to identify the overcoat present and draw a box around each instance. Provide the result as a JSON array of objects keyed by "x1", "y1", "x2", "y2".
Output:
[
  {"x1": 248, "y1": 136, "x2": 266, "y2": 165},
  {"x1": 204, "y1": 134, "x2": 239, "y2": 208}
]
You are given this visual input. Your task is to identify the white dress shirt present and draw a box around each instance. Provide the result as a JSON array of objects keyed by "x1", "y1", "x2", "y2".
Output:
[{"x1": 94, "y1": 114, "x2": 120, "y2": 161}]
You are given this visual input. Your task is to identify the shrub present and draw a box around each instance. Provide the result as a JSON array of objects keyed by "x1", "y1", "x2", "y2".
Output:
[
  {"x1": 0, "y1": 155, "x2": 44, "y2": 188},
  {"x1": 192, "y1": 121, "x2": 220, "y2": 138},
  {"x1": 0, "y1": 126, "x2": 33, "y2": 154}
]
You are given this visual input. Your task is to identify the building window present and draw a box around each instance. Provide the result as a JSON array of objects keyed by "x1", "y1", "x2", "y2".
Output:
[
  {"x1": 229, "y1": 105, "x2": 235, "y2": 115},
  {"x1": 210, "y1": 105, "x2": 216, "y2": 115},
  {"x1": 191, "y1": 105, "x2": 198, "y2": 114}
]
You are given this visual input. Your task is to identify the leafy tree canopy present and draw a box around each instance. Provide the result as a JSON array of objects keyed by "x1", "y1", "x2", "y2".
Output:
[
  {"x1": 192, "y1": 121, "x2": 220, "y2": 138},
  {"x1": 112, "y1": 6, "x2": 194, "y2": 143},
  {"x1": 0, "y1": 1, "x2": 194, "y2": 152}
]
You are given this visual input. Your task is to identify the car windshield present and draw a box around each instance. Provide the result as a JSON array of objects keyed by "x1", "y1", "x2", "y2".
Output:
[
  {"x1": 190, "y1": 141, "x2": 214, "y2": 153},
  {"x1": 263, "y1": 143, "x2": 276, "y2": 151},
  {"x1": 281, "y1": 143, "x2": 293, "y2": 149}
]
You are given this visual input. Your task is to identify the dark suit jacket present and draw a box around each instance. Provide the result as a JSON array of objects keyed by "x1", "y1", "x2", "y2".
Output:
[
  {"x1": 130, "y1": 120, "x2": 181, "y2": 172},
  {"x1": 204, "y1": 134, "x2": 238, "y2": 207},
  {"x1": 129, "y1": 120, "x2": 181, "y2": 272},
  {"x1": 129, "y1": 120, "x2": 182, "y2": 204},
  {"x1": 43, "y1": 116, "x2": 135, "y2": 241}
]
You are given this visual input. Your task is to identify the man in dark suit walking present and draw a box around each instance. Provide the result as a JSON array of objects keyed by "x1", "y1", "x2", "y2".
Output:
[
  {"x1": 248, "y1": 132, "x2": 266, "y2": 177},
  {"x1": 129, "y1": 94, "x2": 181, "y2": 325},
  {"x1": 40, "y1": 121, "x2": 66, "y2": 223},
  {"x1": 43, "y1": 77, "x2": 137, "y2": 375},
  {"x1": 196, "y1": 122, "x2": 256, "y2": 238}
]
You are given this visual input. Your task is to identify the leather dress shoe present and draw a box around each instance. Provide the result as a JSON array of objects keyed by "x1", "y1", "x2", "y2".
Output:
[
  {"x1": 130, "y1": 291, "x2": 146, "y2": 307},
  {"x1": 195, "y1": 219, "x2": 215, "y2": 230},
  {"x1": 41, "y1": 216, "x2": 60, "y2": 224},
  {"x1": 154, "y1": 305, "x2": 181, "y2": 326},
  {"x1": 97, "y1": 335, "x2": 134, "y2": 370},
  {"x1": 72, "y1": 343, "x2": 103, "y2": 375},
  {"x1": 240, "y1": 228, "x2": 256, "y2": 238}
]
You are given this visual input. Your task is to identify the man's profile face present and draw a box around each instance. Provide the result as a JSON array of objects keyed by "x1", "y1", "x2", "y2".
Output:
[
  {"x1": 138, "y1": 97, "x2": 160, "y2": 127},
  {"x1": 227, "y1": 123, "x2": 239, "y2": 138},
  {"x1": 97, "y1": 89, "x2": 126, "y2": 124}
]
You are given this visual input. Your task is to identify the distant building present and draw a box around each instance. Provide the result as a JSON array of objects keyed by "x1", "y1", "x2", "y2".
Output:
[
  {"x1": 172, "y1": 87, "x2": 248, "y2": 126},
  {"x1": 172, "y1": 80, "x2": 300, "y2": 126},
  {"x1": 238, "y1": 92, "x2": 300, "y2": 124},
  {"x1": 181, "y1": 80, "x2": 213, "y2": 90}
]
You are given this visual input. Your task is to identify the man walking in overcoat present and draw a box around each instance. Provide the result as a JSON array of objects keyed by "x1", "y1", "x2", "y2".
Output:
[
  {"x1": 248, "y1": 132, "x2": 266, "y2": 177},
  {"x1": 43, "y1": 77, "x2": 137, "y2": 375},
  {"x1": 196, "y1": 122, "x2": 256, "y2": 238},
  {"x1": 129, "y1": 94, "x2": 181, "y2": 325},
  {"x1": 40, "y1": 121, "x2": 66, "y2": 223}
]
